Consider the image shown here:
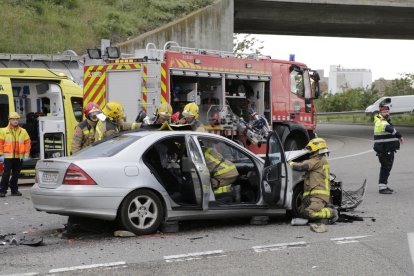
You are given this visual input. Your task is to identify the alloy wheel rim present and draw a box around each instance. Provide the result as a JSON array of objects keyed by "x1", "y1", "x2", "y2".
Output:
[{"x1": 128, "y1": 195, "x2": 158, "y2": 229}]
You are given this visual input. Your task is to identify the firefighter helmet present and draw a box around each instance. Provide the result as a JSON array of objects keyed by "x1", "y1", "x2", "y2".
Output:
[
  {"x1": 306, "y1": 138, "x2": 329, "y2": 154},
  {"x1": 182, "y1": 102, "x2": 199, "y2": 119},
  {"x1": 83, "y1": 102, "x2": 101, "y2": 118},
  {"x1": 103, "y1": 101, "x2": 124, "y2": 120},
  {"x1": 156, "y1": 102, "x2": 173, "y2": 118},
  {"x1": 8, "y1": 112, "x2": 21, "y2": 120}
]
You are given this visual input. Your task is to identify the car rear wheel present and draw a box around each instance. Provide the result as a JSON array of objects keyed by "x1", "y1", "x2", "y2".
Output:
[
  {"x1": 119, "y1": 190, "x2": 164, "y2": 235},
  {"x1": 288, "y1": 183, "x2": 303, "y2": 218}
]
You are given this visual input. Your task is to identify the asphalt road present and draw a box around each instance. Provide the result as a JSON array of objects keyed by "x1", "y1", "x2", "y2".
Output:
[{"x1": 0, "y1": 123, "x2": 413, "y2": 275}]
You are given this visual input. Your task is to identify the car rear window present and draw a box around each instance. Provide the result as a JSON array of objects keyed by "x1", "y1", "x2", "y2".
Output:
[{"x1": 74, "y1": 135, "x2": 141, "y2": 158}]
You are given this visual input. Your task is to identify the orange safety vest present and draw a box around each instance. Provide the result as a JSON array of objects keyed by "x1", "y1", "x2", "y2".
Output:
[{"x1": 0, "y1": 124, "x2": 31, "y2": 159}]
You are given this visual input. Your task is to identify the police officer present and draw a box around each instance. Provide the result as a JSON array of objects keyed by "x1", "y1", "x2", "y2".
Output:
[
  {"x1": 71, "y1": 102, "x2": 102, "y2": 154},
  {"x1": 289, "y1": 138, "x2": 338, "y2": 224},
  {"x1": 95, "y1": 101, "x2": 139, "y2": 141},
  {"x1": 373, "y1": 106, "x2": 404, "y2": 194},
  {"x1": 180, "y1": 102, "x2": 206, "y2": 132},
  {"x1": 0, "y1": 112, "x2": 31, "y2": 197}
]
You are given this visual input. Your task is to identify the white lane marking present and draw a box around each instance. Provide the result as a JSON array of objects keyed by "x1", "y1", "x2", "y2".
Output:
[
  {"x1": 407, "y1": 233, "x2": 414, "y2": 266},
  {"x1": 48, "y1": 261, "x2": 126, "y2": 273},
  {"x1": 331, "y1": 235, "x2": 370, "y2": 244},
  {"x1": 253, "y1": 241, "x2": 308, "y2": 253},
  {"x1": 329, "y1": 149, "x2": 374, "y2": 161},
  {"x1": 0, "y1": 273, "x2": 39, "y2": 276},
  {"x1": 164, "y1": 250, "x2": 226, "y2": 263}
]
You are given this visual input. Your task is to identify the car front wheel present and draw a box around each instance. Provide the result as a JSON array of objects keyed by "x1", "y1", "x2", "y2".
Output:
[{"x1": 119, "y1": 190, "x2": 164, "y2": 235}]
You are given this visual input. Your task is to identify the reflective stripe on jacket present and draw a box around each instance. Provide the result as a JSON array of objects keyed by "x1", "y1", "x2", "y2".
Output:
[
  {"x1": 298, "y1": 156, "x2": 330, "y2": 203},
  {"x1": 71, "y1": 119, "x2": 97, "y2": 154},
  {"x1": 0, "y1": 124, "x2": 31, "y2": 159},
  {"x1": 204, "y1": 147, "x2": 239, "y2": 187},
  {"x1": 374, "y1": 115, "x2": 399, "y2": 143},
  {"x1": 373, "y1": 115, "x2": 401, "y2": 153},
  {"x1": 95, "y1": 120, "x2": 139, "y2": 141},
  {"x1": 214, "y1": 185, "x2": 232, "y2": 194}
]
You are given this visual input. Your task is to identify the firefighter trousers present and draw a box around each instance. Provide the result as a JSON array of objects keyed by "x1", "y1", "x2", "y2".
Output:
[
  {"x1": 377, "y1": 151, "x2": 394, "y2": 185},
  {"x1": 0, "y1": 158, "x2": 22, "y2": 193},
  {"x1": 300, "y1": 196, "x2": 334, "y2": 220}
]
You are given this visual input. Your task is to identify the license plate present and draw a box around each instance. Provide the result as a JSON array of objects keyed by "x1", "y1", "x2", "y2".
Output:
[{"x1": 41, "y1": 172, "x2": 58, "y2": 183}]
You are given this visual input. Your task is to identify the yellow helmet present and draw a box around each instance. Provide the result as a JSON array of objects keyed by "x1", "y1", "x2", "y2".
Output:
[
  {"x1": 306, "y1": 138, "x2": 329, "y2": 154},
  {"x1": 182, "y1": 102, "x2": 199, "y2": 119},
  {"x1": 8, "y1": 112, "x2": 21, "y2": 120},
  {"x1": 103, "y1": 101, "x2": 124, "y2": 120},
  {"x1": 156, "y1": 102, "x2": 173, "y2": 118}
]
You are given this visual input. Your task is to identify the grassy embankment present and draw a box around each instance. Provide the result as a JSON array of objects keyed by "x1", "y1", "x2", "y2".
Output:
[{"x1": 0, "y1": 0, "x2": 211, "y2": 54}]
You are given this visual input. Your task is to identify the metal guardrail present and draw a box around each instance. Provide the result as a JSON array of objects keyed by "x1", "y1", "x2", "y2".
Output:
[{"x1": 316, "y1": 110, "x2": 365, "y2": 116}]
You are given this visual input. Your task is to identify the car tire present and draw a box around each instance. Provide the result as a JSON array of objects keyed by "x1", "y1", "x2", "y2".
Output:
[
  {"x1": 284, "y1": 138, "x2": 298, "y2": 151},
  {"x1": 119, "y1": 189, "x2": 164, "y2": 235},
  {"x1": 286, "y1": 183, "x2": 303, "y2": 219}
]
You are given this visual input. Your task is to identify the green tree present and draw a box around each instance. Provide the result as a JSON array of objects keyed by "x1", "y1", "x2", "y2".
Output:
[{"x1": 233, "y1": 33, "x2": 264, "y2": 54}]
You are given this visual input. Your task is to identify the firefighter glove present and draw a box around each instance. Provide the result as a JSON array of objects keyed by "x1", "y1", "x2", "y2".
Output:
[
  {"x1": 0, "y1": 156, "x2": 4, "y2": 162},
  {"x1": 23, "y1": 156, "x2": 29, "y2": 162}
]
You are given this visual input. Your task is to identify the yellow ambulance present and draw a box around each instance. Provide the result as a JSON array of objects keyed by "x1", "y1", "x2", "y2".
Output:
[{"x1": 0, "y1": 68, "x2": 83, "y2": 176}]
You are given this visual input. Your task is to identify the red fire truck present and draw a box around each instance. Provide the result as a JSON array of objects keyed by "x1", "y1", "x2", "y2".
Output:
[{"x1": 83, "y1": 42, "x2": 320, "y2": 153}]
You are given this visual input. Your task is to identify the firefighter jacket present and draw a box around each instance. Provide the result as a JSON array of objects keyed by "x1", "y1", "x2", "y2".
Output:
[
  {"x1": 95, "y1": 119, "x2": 139, "y2": 141},
  {"x1": 0, "y1": 124, "x2": 31, "y2": 159},
  {"x1": 71, "y1": 119, "x2": 98, "y2": 154},
  {"x1": 291, "y1": 155, "x2": 330, "y2": 203},
  {"x1": 203, "y1": 147, "x2": 239, "y2": 189},
  {"x1": 373, "y1": 115, "x2": 401, "y2": 153},
  {"x1": 190, "y1": 120, "x2": 206, "y2": 132}
]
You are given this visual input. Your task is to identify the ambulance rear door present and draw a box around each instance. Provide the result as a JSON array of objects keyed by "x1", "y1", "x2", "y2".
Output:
[
  {"x1": 0, "y1": 76, "x2": 13, "y2": 128},
  {"x1": 38, "y1": 84, "x2": 66, "y2": 159}
]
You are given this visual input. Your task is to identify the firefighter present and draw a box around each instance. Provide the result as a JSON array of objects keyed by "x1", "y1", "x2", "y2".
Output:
[
  {"x1": 0, "y1": 112, "x2": 31, "y2": 197},
  {"x1": 153, "y1": 102, "x2": 173, "y2": 124},
  {"x1": 373, "y1": 106, "x2": 403, "y2": 194},
  {"x1": 199, "y1": 140, "x2": 240, "y2": 203},
  {"x1": 289, "y1": 138, "x2": 338, "y2": 224},
  {"x1": 180, "y1": 102, "x2": 206, "y2": 132},
  {"x1": 71, "y1": 102, "x2": 102, "y2": 154},
  {"x1": 95, "y1": 101, "x2": 139, "y2": 141}
]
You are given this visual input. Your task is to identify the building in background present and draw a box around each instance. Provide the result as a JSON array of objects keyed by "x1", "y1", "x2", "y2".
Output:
[
  {"x1": 328, "y1": 65, "x2": 372, "y2": 94},
  {"x1": 315, "y1": 69, "x2": 329, "y2": 93}
]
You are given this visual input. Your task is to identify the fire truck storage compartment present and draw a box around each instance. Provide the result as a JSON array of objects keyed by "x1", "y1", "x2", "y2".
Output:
[
  {"x1": 170, "y1": 74, "x2": 222, "y2": 124},
  {"x1": 170, "y1": 72, "x2": 271, "y2": 125},
  {"x1": 225, "y1": 77, "x2": 271, "y2": 123},
  {"x1": 106, "y1": 69, "x2": 142, "y2": 122},
  {"x1": 10, "y1": 81, "x2": 64, "y2": 159}
]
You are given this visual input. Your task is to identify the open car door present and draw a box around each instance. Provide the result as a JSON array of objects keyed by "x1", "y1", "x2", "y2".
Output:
[
  {"x1": 186, "y1": 135, "x2": 210, "y2": 210},
  {"x1": 261, "y1": 131, "x2": 291, "y2": 208}
]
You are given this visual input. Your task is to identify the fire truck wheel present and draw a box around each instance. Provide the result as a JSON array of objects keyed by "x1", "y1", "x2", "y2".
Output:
[{"x1": 284, "y1": 139, "x2": 298, "y2": 151}]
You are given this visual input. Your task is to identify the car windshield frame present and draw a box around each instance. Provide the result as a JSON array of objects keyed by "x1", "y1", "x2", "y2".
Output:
[{"x1": 73, "y1": 134, "x2": 142, "y2": 158}]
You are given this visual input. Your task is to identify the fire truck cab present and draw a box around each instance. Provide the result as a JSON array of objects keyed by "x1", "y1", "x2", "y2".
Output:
[{"x1": 84, "y1": 42, "x2": 320, "y2": 154}]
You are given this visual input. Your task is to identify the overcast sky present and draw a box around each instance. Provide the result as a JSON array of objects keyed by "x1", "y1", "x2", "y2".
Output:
[{"x1": 252, "y1": 34, "x2": 414, "y2": 81}]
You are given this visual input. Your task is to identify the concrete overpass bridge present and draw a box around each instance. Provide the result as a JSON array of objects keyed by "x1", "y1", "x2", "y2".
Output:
[
  {"x1": 119, "y1": 0, "x2": 414, "y2": 53},
  {"x1": 234, "y1": 0, "x2": 414, "y2": 39}
]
